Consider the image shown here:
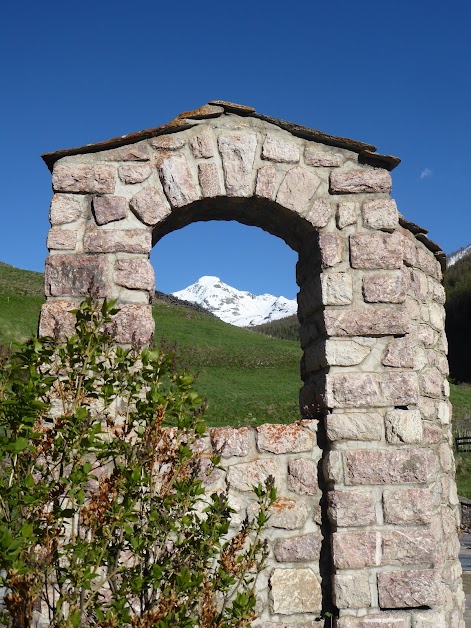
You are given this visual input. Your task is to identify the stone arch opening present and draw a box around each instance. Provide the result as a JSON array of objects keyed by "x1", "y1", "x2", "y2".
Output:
[{"x1": 40, "y1": 101, "x2": 464, "y2": 626}]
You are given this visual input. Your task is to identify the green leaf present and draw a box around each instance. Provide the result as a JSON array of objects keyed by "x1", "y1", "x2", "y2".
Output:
[{"x1": 20, "y1": 523, "x2": 33, "y2": 539}]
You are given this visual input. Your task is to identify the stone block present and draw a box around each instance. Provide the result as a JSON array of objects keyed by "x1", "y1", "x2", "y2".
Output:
[
  {"x1": 255, "y1": 165, "x2": 278, "y2": 200},
  {"x1": 115, "y1": 259, "x2": 155, "y2": 291},
  {"x1": 277, "y1": 166, "x2": 321, "y2": 213},
  {"x1": 402, "y1": 233, "x2": 418, "y2": 267},
  {"x1": 324, "y1": 307, "x2": 410, "y2": 337},
  {"x1": 39, "y1": 301, "x2": 76, "y2": 339},
  {"x1": 101, "y1": 143, "x2": 150, "y2": 161},
  {"x1": 118, "y1": 164, "x2": 152, "y2": 184},
  {"x1": 47, "y1": 228, "x2": 77, "y2": 250},
  {"x1": 93, "y1": 195, "x2": 128, "y2": 225},
  {"x1": 362, "y1": 198, "x2": 398, "y2": 231},
  {"x1": 321, "y1": 272, "x2": 353, "y2": 305},
  {"x1": 198, "y1": 162, "x2": 222, "y2": 197},
  {"x1": 210, "y1": 427, "x2": 250, "y2": 457},
  {"x1": 270, "y1": 568, "x2": 321, "y2": 614},
  {"x1": 333, "y1": 571, "x2": 371, "y2": 609},
  {"x1": 410, "y1": 269, "x2": 429, "y2": 302},
  {"x1": 429, "y1": 301, "x2": 445, "y2": 330},
  {"x1": 157, "y1": 153, "x2": 200, "y2": 207},
  {"x1": 332, "y1": 531, "x2": 381, "y2": 569},
  {"x1": 350, "y1": 233, "x2": 403, "y2": 269},
  {"x1": 327, "y1": 489, "x2": 377, "y2": 527},
  {"x1": 319, "y1": 233, "x2": 344, "y2": 267},
  {"x1": 326, "y1": 412, "x2": 383, "y2": 442},
  {"x1": 45, "y1": 254, "x2": 110, "y2": 297},
  {"x1": 330, "y1": 168, "x2": 391, "y2": 194},
  {"x1": 189, "y1": 130, "x2": 214, "y2": 158},
  {"x1": 377, "y1": 569, "x2": 442, "y2": 608},
  {"x1": 416, "y1": 247, "x2": 441, "y2": 280},
  {"x1": 324, "y1": 338, "x2": 373, "y2": 366},
  {"x1": 269, "y1": 497, "x2": 309, "y2": 529},
  {"x1": 420, "y1": 367, "x2": 444, "y2": 398},
  {"x1": 382, "y1": 335, "x2": 416, "y2": 368},
  {"x1": 287, "y1": 458, "x2": 318, "y2": 494},
  {"x1": 305, "y1": 199, "x2": 333, "y2": 227},
  {"x1": 422, "y1": 422, "x2": 443, "y2": 444},
  {"x1": 273, "y1": 532, "x2": 322, "y2": 562},
  {"x1": 336, "y1": 615, "x2": 407, "y2": 627},
  {"x1": 325, "y1": 371, "x2": 418, "y2": 408},
  {"x1": 343, "y1": 448, "x2": 437, "y2": 485},
  {"x1": 52, "y1": 164, "x2": 115, "y2": 194},
  {"x1": 226, "y1": 458, "x2": 281, "y2": 491},
  {"x1": 106, "y1": 303, "x2": 154, "y2": 345},
  {"x1": 412, "y1": 611, "x2": 446, "y2": 627},
  {"x1": 149, "y1": 135, "x2": 185, "y2": 150},
  {"x1": 304, "y1": 147, "x2": 343, "y2": 167},
  {"x1": 362, "y1": 270, "x2": 408, "y2": 303},
  {"x1": 385, "y1": 409, "x2": 423, "y2": 444},
  {"x1": 381, "y1": 528, "x2": 436, "y2": 566},
  {"x1": 256, "y1": 424, "x2": 314, "y2": 454},
  {"x1": 337, "y1": 200, "x2": 357, "y2": 229},
  {"x1": 262, "y1": 135, "x2": 300, "y2": 163},
  {"x1": 428, "y1": 277, "x2": 446, "y2": 304},
  {"x1": 418, "y1": 324, "x2": 437, "y2": 347},
  {"x1": 383, "y1": 488, "x2": 434, "y2": 526},
  {"x1": 218, "y1": 133, "x2": 257, "y2": 196},
  {"x1": 130, "y1": 186, "x2": 171, "y2": 226},
  {"x1": 49, "y1": 193, "x2": 84, "y2": 225},
  {"x1": 84, "y1": 229, "x2": 151, "y2": 254}
]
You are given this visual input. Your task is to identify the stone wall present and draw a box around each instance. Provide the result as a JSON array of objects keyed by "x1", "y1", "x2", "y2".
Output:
[{"x1": 39, "y1": 101, "x2": 465, "y2": 626}]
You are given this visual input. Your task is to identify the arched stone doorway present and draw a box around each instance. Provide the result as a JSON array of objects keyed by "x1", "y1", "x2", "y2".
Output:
[{"x1": 40, "y1": 101, "x2": 464, "y2": 626}]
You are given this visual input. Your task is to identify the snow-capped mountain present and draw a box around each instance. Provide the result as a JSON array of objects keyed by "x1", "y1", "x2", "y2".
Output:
[
  {"x1": 172, "y1": 276, "x2": 297, "y2": 327},
  {"x1": 448, "y1": 244, "x2": 471, "y2": 267}
]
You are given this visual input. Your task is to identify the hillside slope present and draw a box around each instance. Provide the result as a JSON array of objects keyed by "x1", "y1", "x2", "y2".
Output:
[{"x1": 444, "y1": 252, "x2": 471, "y2": 382}]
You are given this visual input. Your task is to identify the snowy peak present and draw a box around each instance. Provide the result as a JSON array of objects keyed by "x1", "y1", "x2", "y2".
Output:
[
  {"x1": 172, "y1": 276, "x2": 297, "y2": 327},
  {"x1": 448, "y1": 244, "x2": 471, "y2": 267}
]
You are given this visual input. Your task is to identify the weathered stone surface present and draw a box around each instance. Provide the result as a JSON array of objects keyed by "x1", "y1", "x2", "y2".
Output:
[
  {"x1": 189, "y1": 130, "x2": 214, "y2": 158},
  {"x1": 262, "y1": 135, "x2": 300, "y2": 163},
  {"x1": 418, "y1": 324, "x2": 436, "y2": 347},
  {"x1": 118, "y1": 164, "x2": 152, "y2": 184},
  {"x1": 149, "y1": 135, "x2": 185, "y2": 150},
  {"x1": 402, "y1": 233, "x2": 418, "y2": 267},
  {"x1": 129, "y1": 187, "x2": 170, "y2": 226},
  {"x1": 377, "y1": 570, "x2": 442, "y2": 608},
  {"x1": 39, "y1": 301, "x2": 76, "y2": 339},
  {"x1": 334, "y1": 572, "x2": 371, "y2": 609},
  {"x1": 270, "y1": 568, "x2": 321, "y2": 615},
  {"x1": 362, "y1": 270, "x2": 408, "y2": 303},
  {"x1": 420, "y1": 367, "x2": 444, "y2": 398},
  {"x1": 255, "y1": 165, "x2": 278, "y2": 200},
  {"x1": 332, "y1": 531, "x2": 381, "y2": 568},
  {"x1": 210, "y1": 427, "x2": 250, "y2": 457},
  {"x1": 350, "y1": 233, "x2": 403, "y2": 269},
  {"x1": 53, "y1": 164, "x2": 115, "y2": 194},
  {"x1": 331, "y1": 371, "x2": 419, "y2": 407},
  {"x1": 157, "y1": 153, "x2": 200, "y2": 207},
  {"x1": 428, "y1": 277, "x2": 446, "y2": 304},
  {"x1": 330, "y1": 168, "x2": 391, "y2": 194},
  {"x1": 198, "y1": 455, "x2": 225, "y2": 487},
  {"x1": 344, "y1": 448, "x2": 437, "y2": 485},
  {"x1": 304, "y1": 147, "x2": 343, "y2": 167},
  {"x1": 362, "y1": 198, "x2": 398, "y2": 231},
  {"x1": 256, "y1": 424, "x2": 314, "y2": 454},
  {"x1": 93, "y1": 195, "x2": 128, "y2": 225},
  {"x1": 327, "y1": 489, "x2": 377, "y2": 527},
  {"x1": 269, "y1": 497, "x2": 309, "y2": 529},
  {"x1": 276, "y1": 166, "x2": 321, "y2": 213},
  {"x1": 217, "y1": 133, "x2": 257, "y2": 196},
  {"x1": 101, "y1": 143, "x2": 150, "y2": 161},
  {"x1": 49, "y1": 193, "x2": 84, "y2": 225},
  {"x1": 226, "y1": 459, "x2": 281, "y2": 491},
  {"x1": 428, "y1": 301, "x2": 445, "y2": 330},
  {"x1": 319, "y1": 233, "x2": 344, "y2": 267},
  {"x1": 45, "y1": 254, "x2": 109, "y2": 297},
  {"x1": 336, "y1": 615, "x2": 407, "y2": 627},
  {"x1": 324, "y1": 338, "x2": 372, "y2": 366},
  {"x1": 84, "y1": 229, "x2": 151, "y2": 254},
  {"x1": 337, "y1": 200, "x2": 357, "y2": 229},
  {"x1": 386, "y1": 487, "x2": 435, "y2": 525},
  {"x1": 115, "y1": 259, "x2": 155, "y2": 291},
  {"x1": 382, "y1": 529, "x2": 436, "y2": 566},
  {"x1": 412, "y1": 610, "x2": 446, "y2": 627},
  {"x1": 410, "y1": 269, "x2": 429, "y2": 302},
  {"x1": 422, "y1": 422, "x2": 443, "y2": 444},
  {"x1": 198, "y1": 162, "x2": 222, "y2": 197},
  {"x1": 324, "y1": 450, "x2": 343, "y2": 483},
  {"x1": 415, "y1": 247, "x2": 441, "y2": 280},
  {"x1": 305, "y1": 199, "x2": 333, "y2": 227},
  {"x1": 324, "y1": 307, "x2": 410, "y2": 337},
  {"x1": 47, "y1": 228, "x2": 77, "y2": 250},
  {"x1": 382, "y1": 335, "x2": 415, "y2": 368},
  {"x1": 326, "y1": 412, "x2": 383, "y2": 442},
  {"x1": 106, "y1": 304, "x2": 154, "y2": 344},
  {"x1": 385, "y1": 409, "x2": 423, "y2": 444},
  {"x1": 273, "y1": 532, "x2": 321, "y2": 562},
  {"x1": 287, "y1": 458, "x2": 318, "y2": 494}
]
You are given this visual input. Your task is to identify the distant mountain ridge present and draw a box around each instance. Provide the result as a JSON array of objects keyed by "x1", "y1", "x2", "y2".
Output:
[
  {"x1": 448, "y1": 244, "x2": 471, "y2": 267},
  {"x1": 172, "y1": 276, "x2": 297, "y2": 327}
]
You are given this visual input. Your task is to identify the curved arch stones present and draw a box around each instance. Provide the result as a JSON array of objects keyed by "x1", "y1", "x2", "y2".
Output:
[{"x1": 41, "y1": 101, "x2": 464, "y2": 626}]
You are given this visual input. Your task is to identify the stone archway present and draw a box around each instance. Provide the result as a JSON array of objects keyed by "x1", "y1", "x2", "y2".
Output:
[{"x1": 40, "y1": 101, "x2": 464, "y2": 626}]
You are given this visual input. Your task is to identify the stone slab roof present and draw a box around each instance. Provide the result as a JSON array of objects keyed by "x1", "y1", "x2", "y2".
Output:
[{"x1": 42, "y1": 100, "x2": 401, "y2": 172}]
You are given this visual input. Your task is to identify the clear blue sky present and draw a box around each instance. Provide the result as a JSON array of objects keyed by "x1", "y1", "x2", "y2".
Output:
[{"x1": 1, "y1": 0, "x2": 470, "y2": 300}]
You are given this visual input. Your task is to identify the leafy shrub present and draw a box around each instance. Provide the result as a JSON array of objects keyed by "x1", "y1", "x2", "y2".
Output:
[{"x1": 0, "y1": 299, "x2": 275, "y2": 628}]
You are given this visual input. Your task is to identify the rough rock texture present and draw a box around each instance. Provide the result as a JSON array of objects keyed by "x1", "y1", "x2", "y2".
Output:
[
  {"x1": 93, "y1": 196, "x2": 128, "y2": 225},
  {"x1": 130, "y1": 186, "x2": 170, "y2": 225},
  {"x1": 53, "y1": 164, "x2": 115, "y2": 194},
  {"x1": 270, "y1": 568, "x2": 321, "y2": 614}
]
